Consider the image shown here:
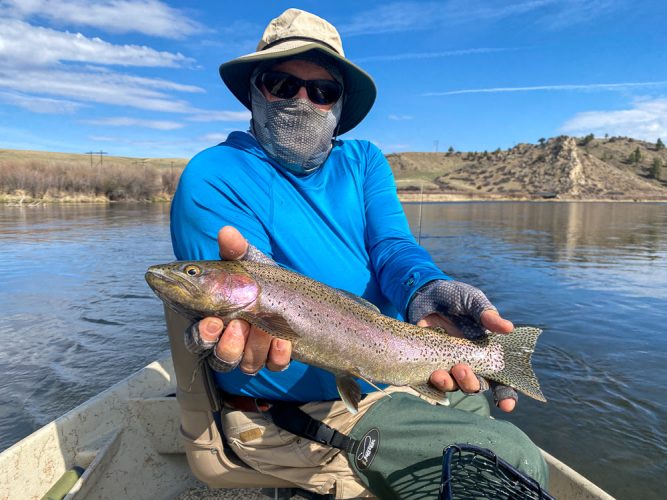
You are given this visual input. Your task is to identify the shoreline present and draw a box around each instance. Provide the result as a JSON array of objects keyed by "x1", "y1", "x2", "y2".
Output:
[
  {"x1": 397, "y1": 192, "x2": 667, "y2": 203},
  {"x1": 2, "y1": 192, "x2": 666, "y2": 205}
]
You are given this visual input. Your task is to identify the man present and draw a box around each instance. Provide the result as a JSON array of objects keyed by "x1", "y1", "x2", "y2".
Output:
[{"x1": 171, "y1": 8, "x2": 547, "y2": 499}]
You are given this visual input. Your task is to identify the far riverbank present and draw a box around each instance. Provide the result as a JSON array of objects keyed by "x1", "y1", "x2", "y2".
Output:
[{"x1": 4, "y1": 191, "x2": 667, "y2": 205}]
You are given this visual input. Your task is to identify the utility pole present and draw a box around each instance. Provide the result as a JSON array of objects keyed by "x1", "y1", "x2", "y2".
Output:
[
  {"x1": 97, "y1": 151, "x2": 108, "y2": 166},
  {"x1": 86, "y1": 151, "x2": 107, "y2": 167},
  {"x1": 433, "y1": 140, "x2": 439, "y2": 153}
]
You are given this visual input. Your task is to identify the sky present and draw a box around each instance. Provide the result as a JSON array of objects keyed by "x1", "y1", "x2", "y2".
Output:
[{"x1": 1, "y1": 0, "x2": 666, "y2": 159}]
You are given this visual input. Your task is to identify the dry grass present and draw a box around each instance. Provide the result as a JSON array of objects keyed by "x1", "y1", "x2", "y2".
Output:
[
  {"x1": 3, "y1": 137, "x2": 667, "y2": 203},
  {"x1": 0, "y1": 149, "x2": 186, "y2": 202}
]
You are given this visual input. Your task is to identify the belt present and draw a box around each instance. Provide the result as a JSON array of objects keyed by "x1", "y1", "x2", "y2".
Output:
[
  {"x1": 221, "y1": 394, "x2": 359, "y2": 453},
  {"x1": 223, "y1": 394, "x2": 275, "y2": 412}
]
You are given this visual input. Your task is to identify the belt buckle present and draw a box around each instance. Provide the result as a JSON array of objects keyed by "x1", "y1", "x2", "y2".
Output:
[{"x1": 253, "y1": 398, "x2": 271, "y2": 412}]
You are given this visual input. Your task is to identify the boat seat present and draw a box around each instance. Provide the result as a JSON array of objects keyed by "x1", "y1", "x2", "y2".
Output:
[{"x1": 164, "y1": 306, "x2": 299, "y2": 489}]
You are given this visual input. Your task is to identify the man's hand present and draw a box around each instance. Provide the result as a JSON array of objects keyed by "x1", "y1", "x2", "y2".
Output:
[
  {"x1": 410, "y1": 280, "x2": 518, "y2": 413},
  {"x1": 185, "y1": 226, "x2": 292, "y2": 374}
]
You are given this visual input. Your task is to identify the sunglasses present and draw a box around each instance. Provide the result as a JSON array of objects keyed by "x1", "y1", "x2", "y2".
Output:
[{"x1": 256, "y1": 71, "x2": 343, "y2": 105}]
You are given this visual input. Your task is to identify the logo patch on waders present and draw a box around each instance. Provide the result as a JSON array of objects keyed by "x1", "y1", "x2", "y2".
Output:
[{"x1": 355, "y1": 428, "x2": 380, "y2": 470}]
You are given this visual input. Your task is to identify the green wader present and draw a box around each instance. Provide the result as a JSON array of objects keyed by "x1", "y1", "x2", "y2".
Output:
[{"x1": 346, "y1": 392, "x2": 548, "y2": 500}]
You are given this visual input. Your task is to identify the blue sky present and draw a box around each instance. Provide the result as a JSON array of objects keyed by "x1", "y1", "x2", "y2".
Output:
[{"x1": 1, "y1": 0, "x2": 666, "y2": 159}]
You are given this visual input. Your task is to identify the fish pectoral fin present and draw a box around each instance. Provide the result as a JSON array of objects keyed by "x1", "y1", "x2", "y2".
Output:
[
  {"x1": 236, "y1": 312, "x2": 300, "y2": 342},
  {"x1": 336, "y1": 375, "x2": 362, "y2": 414},
  {"x1": 356, "y1": 374, "x2": 392, "y2": 399},
  {"x1": 410, "y1": 383, "x2": 450, "y2": 406}
]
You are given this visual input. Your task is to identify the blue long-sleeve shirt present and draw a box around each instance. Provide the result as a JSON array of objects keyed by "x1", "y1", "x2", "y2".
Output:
[{"x1": 170, "y1": 131, "x2": 449, "y2": 401}]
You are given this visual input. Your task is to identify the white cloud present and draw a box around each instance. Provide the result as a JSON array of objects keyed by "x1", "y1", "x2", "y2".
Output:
[
  {"x1": 0, "y1": 90, "x2": 84, "y2": 113},
  {"x1": 0, "y1": 0, "x2": 202, "y2": 38},
  {"x1": 0, "y1": 67, "x2": 199, "y2": 113},
  {"x1": 187, "y1": 110, "x2": 252, "y2": 122},
  {"x1": 424, "y1": 81, "x2": 667, "y2": 96},
  {"x1": 0, "y1": 65, "x2": 249, "y2": 120},
  {"x1": 87, "y1": 133, "x2": 221, "y2": 158},
  {"x1": 198, "y1": 133, "x2": 229, "y2": 144},
  {"x1": 539, "y1": 0, "x2": 622, "y2": 30},
  {"x1": 385, "y1": 143, "x2": 411, "y2": 151},
  {"x1": 0, "y1": 19, "x2": 192, "y2": 68},
  {"x1": 85, "y1": 117, "x2": 184, "y2": 130},
  {"x1": 560, "y1": 98, "x2": 667, "y2": 141},
  {"x1": 388, "y1": 114, "x2": 413, "y2": 121},
  {"x1": 89, "y1": 135, "x2": 116, "y2": 142},
  {"x1": 356, "y1": 47, "x2": 510, "y2": 63},
  {"x1": 339, "y1": 1, "x2": 554, "y2": 36},
  {"x1": 339, "y1": 0, "x2": 621, "y2": 36},
  {"x1": 0, "y1": 16, "x2": 216, "y2": 119}
]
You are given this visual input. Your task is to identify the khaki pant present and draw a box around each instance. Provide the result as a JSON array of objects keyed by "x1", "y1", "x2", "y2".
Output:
[{"x1": 221, "y1": 387, "x2": 474, "y2": 499}]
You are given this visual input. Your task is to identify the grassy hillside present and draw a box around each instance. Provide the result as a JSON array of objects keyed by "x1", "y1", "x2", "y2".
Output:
[
  {"x1": 388, "y1": 136, "x2": 667, "y2": 201},
  {"x1": 2, "y1": 135, "x2": 666, "y2": 203}
]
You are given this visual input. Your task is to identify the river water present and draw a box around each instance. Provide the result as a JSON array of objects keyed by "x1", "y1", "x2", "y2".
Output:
[{"x1": 1, "y1": 202, "x2": 665, "y2": 499}]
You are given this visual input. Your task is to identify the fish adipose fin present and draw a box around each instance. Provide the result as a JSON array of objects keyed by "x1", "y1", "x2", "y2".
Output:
[
  {"x1": 336, "y1": 374, "x2": 362, "y2": 414},
  {"x1": 490, "y1": 326, "x2": 546, "y2": 402},
  {"x1": 236, "y1": 312, "x2": 300, "y2": 342},
  {"x1": 410, "y1": 383, "x2": 450, "y2": 406}
]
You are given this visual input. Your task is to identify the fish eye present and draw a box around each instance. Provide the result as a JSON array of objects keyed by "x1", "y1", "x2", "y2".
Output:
[{"x1": 183, "y1": 264, "x2": 201, "y2": 277}]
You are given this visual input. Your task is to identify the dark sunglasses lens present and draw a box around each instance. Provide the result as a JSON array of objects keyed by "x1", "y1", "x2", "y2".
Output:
[
  {"x1": 260, "y1": 72, "x2": 342, "y2": 105},
  {"x1": 306, "y1": 80, "x2": 342, "y2": 105},
  {"x1": 261, "y1": 72, "x2": 301, "y2": 99}
]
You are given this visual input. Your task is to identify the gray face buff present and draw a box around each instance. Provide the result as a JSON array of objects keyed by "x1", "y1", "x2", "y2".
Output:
[{"x1": 250, "y1": 79, "x2": 343, "y2": 175}]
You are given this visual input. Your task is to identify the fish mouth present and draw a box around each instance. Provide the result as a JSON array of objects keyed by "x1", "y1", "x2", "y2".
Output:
[{"x1": 145, "y1": 267, "x2": 201, "y2": 298}]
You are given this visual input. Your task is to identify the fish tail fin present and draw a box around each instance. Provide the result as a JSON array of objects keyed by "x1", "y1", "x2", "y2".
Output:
[{"x1": 489, "y1": 326, "x2": 546, "y2": 402}]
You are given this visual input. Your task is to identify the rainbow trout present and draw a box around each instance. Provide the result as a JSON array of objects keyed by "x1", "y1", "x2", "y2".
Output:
[{"x1": 145, "y1": 260, "x2": 546, "y2": 412}]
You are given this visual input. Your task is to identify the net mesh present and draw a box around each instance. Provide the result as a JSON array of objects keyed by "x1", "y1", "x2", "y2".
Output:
[{"x1": 439, "y1": 444, "x2": 555, "y2": 500}]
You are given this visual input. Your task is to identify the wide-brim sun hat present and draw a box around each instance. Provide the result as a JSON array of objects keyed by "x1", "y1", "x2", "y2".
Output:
[{"x1": 219, "y1": 8, "x2": 376, "y2": 135}]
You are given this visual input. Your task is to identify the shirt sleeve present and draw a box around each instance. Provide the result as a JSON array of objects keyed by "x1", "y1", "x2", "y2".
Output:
[
  {"x1": 362, "y1": 143, "x2": 451, "y2": 316},
  {"x1": 170, "y1": 148, "x2": 272, "y2": 261}
]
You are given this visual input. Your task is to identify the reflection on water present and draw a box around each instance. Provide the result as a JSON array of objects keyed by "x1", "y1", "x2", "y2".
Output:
[
  {"x1": 1, "y1": 202, "x2": 666, "y2": 500},
  {"x1": 404, "y1": 202, "x2": 667, "y2": 500},
  {"x1": 0, "y1": 203, "x2": 174, "y2": 456}
]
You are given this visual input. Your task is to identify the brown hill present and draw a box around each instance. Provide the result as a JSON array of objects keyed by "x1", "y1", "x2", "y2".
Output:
[
  {"x1": 2, "y1": 136, "x2": 666, "y2": 202},
  {"x1": 388, "y1": 136, "x2": 667, "y2": 201}
]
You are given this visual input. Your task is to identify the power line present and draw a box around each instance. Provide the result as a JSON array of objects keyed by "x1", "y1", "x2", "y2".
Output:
[{"x1": 84, "y1": 151, "x2": 108, "y2": 167}]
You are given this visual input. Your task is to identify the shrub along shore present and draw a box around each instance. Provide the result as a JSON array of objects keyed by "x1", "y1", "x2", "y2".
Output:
[
  {"x1": 3, "y1": 139, "x2": 667, "y2": 204},
  {"x1": 0, "y1": 155, "x2": 183, "y2": 204}
]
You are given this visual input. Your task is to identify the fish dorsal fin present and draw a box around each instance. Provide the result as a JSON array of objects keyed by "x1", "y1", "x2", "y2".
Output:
[
  {"x1": 335, "y1": 374, "x2": 362, "y2": 414},
  {"x1": 236, "y1": 312, "x2": 300, "y2": 342},
  {"x1": 410, "y1": 383, "x2": 450, "y2": 406},
  {"x1": 335, "y1": 289, "x2": 380, "y2": 312}
]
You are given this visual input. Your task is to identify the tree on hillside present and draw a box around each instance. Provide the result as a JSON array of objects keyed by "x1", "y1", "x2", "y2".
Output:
[
  {"x1": 628, "y1": 147, "x2": 642, "y2": 164},
  {"x1": 447, "y1": 146, "x2": 455, "y2": 154},
  {"x1": 657, "y1": 138, "x2": 665, "y2": 151},
  {"x1": 651, "y1": 157, "x2": 664, "y2": 180},
  {"x1": 580, "y1": 133, "x2": 595, "y2": 146},
  {"x1": 538, "y1": 137, "x2": 546, "y2": 147}
]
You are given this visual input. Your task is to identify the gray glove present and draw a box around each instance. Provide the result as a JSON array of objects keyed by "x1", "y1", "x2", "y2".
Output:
[
  {"x1": 407, "y1": 279, "x2": 497, "y2": 339},
  {"x1": 407, "y1": 279, "x2": 518, "y2": 403},
  {"x1": 183, "y1": 243, "x2": 275, "y2": 373}
]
